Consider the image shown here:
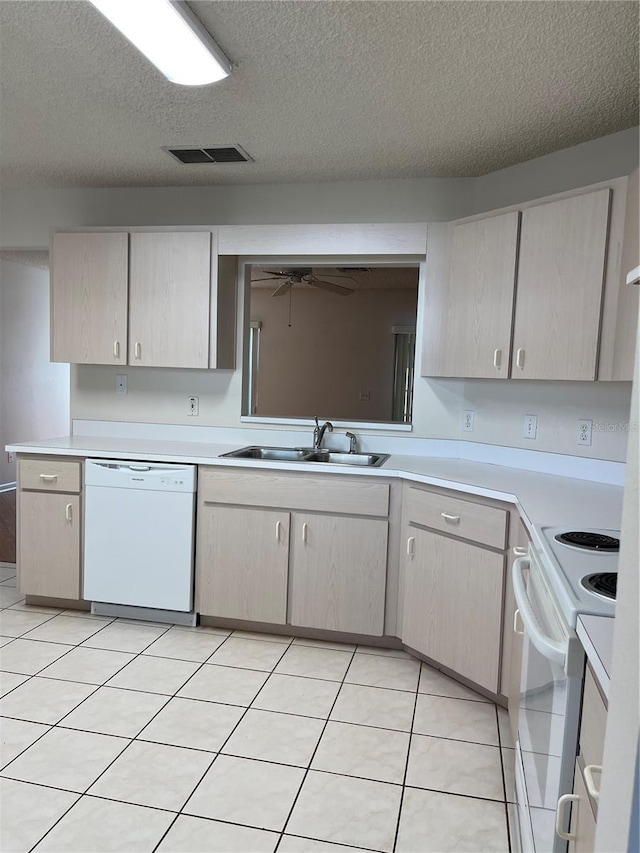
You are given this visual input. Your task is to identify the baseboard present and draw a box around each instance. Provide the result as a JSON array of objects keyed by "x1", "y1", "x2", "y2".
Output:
[{"x1": 0, "y1": 482, "x2": 16, "y2": 493}]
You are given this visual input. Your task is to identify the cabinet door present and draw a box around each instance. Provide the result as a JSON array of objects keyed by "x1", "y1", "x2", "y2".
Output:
[
  {"x1": 129, "y1": 232, "x2": 211, "y2": 368},
  {"x1": 402, "y1": 526, "x2": 504, "y2": 692},
  {"x1": 568, "y1": 762, "x2": 597, "y2": 853},
  {"x1": 511, "y1": 189, "x2": 611, "y2": 380},
  {"x1": 423, "y1": 212, "x2": 519, "y2": 378},
  {"x1": 18, "y1": 492, "x2": 80, "y2": 599},
  {"x1": 51, "y1": 232, "x2": 128, "y2": 364},
  {"x1": 290, "y1": 514, "x2": 387, "y2": 636},
  {"x1": 196, "y1": 506, "x2": 289, "y2": 624}
]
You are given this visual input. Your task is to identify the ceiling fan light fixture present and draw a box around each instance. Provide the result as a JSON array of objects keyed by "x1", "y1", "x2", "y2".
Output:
[{"x1": 88, "y1": 0, "x2": 232, "y2": 86}]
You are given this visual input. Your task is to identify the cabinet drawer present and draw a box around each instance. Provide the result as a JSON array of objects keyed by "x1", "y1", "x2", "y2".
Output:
[
  {"x1": 405, "y1": 486, "x2": 507, "y2": 549},
  {"x1": 19, "y1": 458, "x2": 81, "y2": 493},
  {"x1": 199, "y1": 467, "x2": 389, "y2": 517},
  {"x1": 579, "y1": 665, "x2": 607, "y2": 771}
]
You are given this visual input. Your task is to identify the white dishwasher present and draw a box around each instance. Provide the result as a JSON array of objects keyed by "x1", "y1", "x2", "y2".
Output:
[{"x1": 83, "y1": 459, "x2": 197, "y2": 618}]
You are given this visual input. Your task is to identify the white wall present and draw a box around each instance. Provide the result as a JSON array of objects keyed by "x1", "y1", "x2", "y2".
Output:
[
  {"x1": 2, "y1": 128, "x2": 639, "y2": 462},
  {"x1": 474, "y1": 126, "x2": 639, "y2": 212},
  {"x1": 0, "y1": 260, "x2": 70, "y2": 484},
  {"x1": 0, "y1": 177, "x2": 472, "y2": 250}
]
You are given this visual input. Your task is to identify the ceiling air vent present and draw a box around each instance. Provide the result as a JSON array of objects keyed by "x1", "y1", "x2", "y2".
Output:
[{"x1": 165, "y1": 145, "x2": 252, "y2": 164}]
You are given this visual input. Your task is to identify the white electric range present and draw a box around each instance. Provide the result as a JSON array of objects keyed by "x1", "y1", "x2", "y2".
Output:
[
  {"x1": 512, "y1": 527, "x2": 619, "y2": 853},
  {"x1": 533, "y1": 527, "x2": 618, "y2": 626}
]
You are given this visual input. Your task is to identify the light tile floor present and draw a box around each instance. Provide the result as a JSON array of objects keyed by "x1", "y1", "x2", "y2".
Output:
[{"x1": 0, "y1": 565, "x2": 515, "y2": 853}]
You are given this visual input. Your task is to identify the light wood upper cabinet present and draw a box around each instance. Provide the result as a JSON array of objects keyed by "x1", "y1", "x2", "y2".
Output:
[
  {"x1": 290, "y1": 513, "x2": 388, "y2": 636},
  {"x1": 402, "y1": 524, "x2": 505, "y2": 692},
  {"x1": 196, "y1": 505, "x2": 290, "y2": 624},
  {"x1": 129, "y1": 232, "x2": 211, "y2": 369},
  {"x1": 511, "y1": 189, "x2": 611, "y2": 380},
  {"x1": 422, "y1": 212, "x2": 519, "y2": 378},
  {"x1": 51, "y1": 232, "x2": 128, "y2": 364}
]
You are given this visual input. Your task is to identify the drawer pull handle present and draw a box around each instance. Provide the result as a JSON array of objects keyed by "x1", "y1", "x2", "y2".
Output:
[
  {"x1": 516, "y1": 347, "x2": 525, "y2": 369},
  {"x1": 40, "y1": 474, "x2": 58, "y2": 482},
  {"x1": 407, "y1": 536, "x2": 415, "y2": 558},
  {"x1": 302, "y1": 522, "x2": 308, "y2": 544},
  {"x1": 493, "y1": 348, "x2": 502, "y2": 369},
  {"x1": 513, "y1": 546, "x2": 528, "y2": 557},
  {"x1": 584, "y1": 765, "x2": 602, "y2": 800},
  {"x1": 135, "y1": 341, "x2": 142, "y2": 359},
  {"x1": 513, "y1": 608, "x2": 524, "y2": 635},
  {"x1": 440, "y1": 512, "x2": 460, "y2": 523},
  {"x1": 113, "y1": 340, "x2": 120, "y2": 358},
  {"x1": 555, "y1": 793, "x2": 578, "y2": 841},
  {"x1": 65, "y1": 503, "x2": 73, "y2": 523},
  {"x1": 275, "y1": 520, "x2": 282, "y2": 542}
]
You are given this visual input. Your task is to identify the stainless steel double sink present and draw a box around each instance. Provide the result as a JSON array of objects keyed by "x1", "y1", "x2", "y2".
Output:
[{"x1": 220, "y1": 446, "x2": 389, "y2": 468}]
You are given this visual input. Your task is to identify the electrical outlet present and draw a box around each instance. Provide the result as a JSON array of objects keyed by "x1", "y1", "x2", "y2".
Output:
[
  {"x1": 359, "y1": 390, "x2": 371, "y2": 402},
  {"x1": 188, "y1": 396, "x2": 199, "y2": 417},
  {"x1": 116, "y1": 374, "x2": 128, "y2": 395},
  {"x1": 6, "y1": 451, "x2": 15, "y2": 464},
  {"x1": 523, "y1": 414, "x2": 538, "y2": 440},
  {"x1": 578, "y1": 419, "x2": 593, "y2": 446},
  {"x1": 462, "y1": 410, "x2": 475, "y2": 432}
]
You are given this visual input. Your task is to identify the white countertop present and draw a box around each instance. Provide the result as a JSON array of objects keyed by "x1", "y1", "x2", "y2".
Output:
[
  {"x1": 6, "y1": 434, "x2": 624, "y2": 533},
  {"x1": 577, "y1": 614, "x2": 615, "y2": 698}
]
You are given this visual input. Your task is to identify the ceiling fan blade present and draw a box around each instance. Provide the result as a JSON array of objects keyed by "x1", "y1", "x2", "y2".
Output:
[
  {"x1": 312, "y1": 273, "x2": 358, "y2": 283},
  {"x1": 308, "y1": 279, "x2": 354, "y2": 296},
  {"x1": 252, "y1": 276, "x2": 283, "y2": 282},
  {"x1": 271, "y1": 281, "x2": 293, "y2": 297}
]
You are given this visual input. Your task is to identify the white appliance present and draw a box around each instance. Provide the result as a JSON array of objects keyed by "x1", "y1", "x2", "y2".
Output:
[
  {"x1": 512, "y1": 529, "x2": 619, "y2": 853},
  {"x1": 83, "y1": 459, "x2": 197, "y2": 615}
]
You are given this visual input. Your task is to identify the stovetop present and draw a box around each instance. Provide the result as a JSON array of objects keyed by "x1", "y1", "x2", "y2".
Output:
[{"x1": 533, "y1": 527, "x2": 619, "y2": 626}]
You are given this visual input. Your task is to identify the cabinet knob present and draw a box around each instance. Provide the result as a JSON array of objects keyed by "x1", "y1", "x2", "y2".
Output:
[
  {"x1": 302, "y1": 522, "x2": 308, "y2": 544},
  {"x1": 516, "y1": 348, "x2": 525, "y2": 369},
  {"x1": 134, "y1": 342, "x2": 142, "y2": 359},
  {"x1": 275, "y1": 520, "x2": 282, "y2": 542},
  {"x1": 40, "y1": 474, "x2": 58, "y2": 482},
  {"x1": 513, "y1": 608, "x2": 524, "y2": 635},
  {"x1": 512, "y1": 546, "x2": 528, "y2": 557},
  {"x1": 65, "y1": 503, "x2": 73, "y2": 523},
  {"x1": 113, "y1": 340, "x2": 120, "y2": 359},
  {"x1": 406, "y1": 536, "x2": 415, "y2": 557},
  {"x1": 493, "y1": 348, "x2": 502, "y2": 369}
]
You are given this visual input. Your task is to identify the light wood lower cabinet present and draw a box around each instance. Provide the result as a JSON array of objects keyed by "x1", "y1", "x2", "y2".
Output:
[
  {"x1": 196, "y1": 506, "x2": 290, "y2": 624},
  {"x1": 290, "y1": 514, "x2": 388, "y2": 636},
  {"x1": 402, "y1": 525, "x2": 505, "y2": 692},
  {"x1": 18, "y1": 491, "x2": 81, "y2": 600}
]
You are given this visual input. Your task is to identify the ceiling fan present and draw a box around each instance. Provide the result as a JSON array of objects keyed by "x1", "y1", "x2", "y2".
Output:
[{"x1": 252, "y1": 268, "x2": 356, "y2": 297}]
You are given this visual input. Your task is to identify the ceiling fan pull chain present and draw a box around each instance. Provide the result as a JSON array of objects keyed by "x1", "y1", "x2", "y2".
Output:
[{"x1": 288, "y1": 288, "x2": 292, "y2": 327}]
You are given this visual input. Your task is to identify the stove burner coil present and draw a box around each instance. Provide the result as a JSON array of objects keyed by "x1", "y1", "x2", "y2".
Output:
[
  {"x1": 555, "y1": 531, "x2": 620, "y2": 551},
  {"x1": 580, "y1": 573, "x2": 617, "y2": 600}
]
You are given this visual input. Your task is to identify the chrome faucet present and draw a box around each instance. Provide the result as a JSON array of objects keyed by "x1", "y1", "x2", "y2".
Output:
[
  {"x1": 313, "y1": 416, "x2": 333, "y2": 449},
  {"x1": 345, "y1": 431, "x2": 359, "y2": 454}
]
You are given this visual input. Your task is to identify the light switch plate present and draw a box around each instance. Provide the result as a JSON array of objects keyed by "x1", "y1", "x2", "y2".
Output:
[{"x1": 116, "y1": 374, "x2": 127, "y2": 395}]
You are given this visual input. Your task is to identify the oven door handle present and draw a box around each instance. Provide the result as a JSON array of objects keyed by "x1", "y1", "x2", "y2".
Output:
[{"x1": 512, "y1": 556, "x2": 566, "y2": 666}]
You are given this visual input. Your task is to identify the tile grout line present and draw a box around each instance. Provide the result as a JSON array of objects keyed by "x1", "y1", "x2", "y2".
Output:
[
  {"x1": 390, "y1": 664, "x2": 421, "y2": 853},
  {"x1": 495, "y1": 704, "x2": 513, "y2": 853},
  {"x1": 150, "y1": 633, "x2": 297, "y2": 852},
  {"x1": 274, "y1": 645, "x2": 360, "y2": 852}
]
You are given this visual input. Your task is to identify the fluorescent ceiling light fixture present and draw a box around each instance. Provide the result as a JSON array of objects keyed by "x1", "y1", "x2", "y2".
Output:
[{"x1": 89, "y1": 0, "x2": 232, "y2": 86}]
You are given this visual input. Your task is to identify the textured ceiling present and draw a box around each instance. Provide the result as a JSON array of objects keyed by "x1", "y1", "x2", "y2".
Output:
[{"x1": 0, "y1": 0, "x2": 637, "y2": 189}]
